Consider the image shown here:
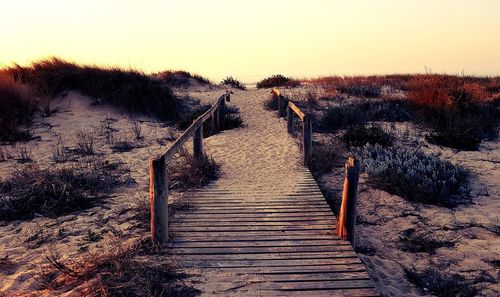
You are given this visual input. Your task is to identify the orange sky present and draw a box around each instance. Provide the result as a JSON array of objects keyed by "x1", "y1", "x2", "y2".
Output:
[{"x1": 1, "y1": 0, "x2": 499, "y2": 82}]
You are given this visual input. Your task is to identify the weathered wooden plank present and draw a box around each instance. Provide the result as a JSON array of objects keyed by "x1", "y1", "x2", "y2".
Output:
[
  {"x1": 171, "y1": 220, "x2": 335, "y2": 227},
  {"x1": 173, "y1": 239, "x2": 345, "y2": 248},
  {"x1": 171, "y1": 245, "x2": 353, "y2": 255},
  {"x1": 288, "y1": 101, "x2": 306, "y2": 120},
  {"x1": 180, "y1": 257, "x2": 360, "y2": 268},
  {"x1": 183, "y1": 262, "x2": 365, "y2": 272},
  {"x1": 177, "y1": 252, "x2": 361, "y2": 261}
]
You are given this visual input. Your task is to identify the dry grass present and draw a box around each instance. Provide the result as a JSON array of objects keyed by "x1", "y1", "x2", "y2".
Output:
[
  {"x1": 0, "y1": 158, "x2": 127, "y2": 221},
  {"x1": 0, "y1": 71, "x2": 36, "y2": 142},
  {"x1": 157, "y1": 70, "x2": 212, "y2": 88},
  {"x1": 38, "y1": 239, "x2": 199, "y2": 297},
  {"x1": 221, "y1": 76, "x2": 246, "y2": 90},
  {"x1": 167, "y1": 149, "x2": 220, "y2": 190},
  {"x1": 4, "y1": 57, "x2": 182, "y2": 121}
]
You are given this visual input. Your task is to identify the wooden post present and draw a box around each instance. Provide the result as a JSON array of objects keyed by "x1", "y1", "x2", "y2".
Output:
[
  {"x1": 193, "y1": 124, "x2": 203, "y2": 160},
  {"x1": 211, "y1": 107, "x2": 220, "y2": 134},
  {"x1": 219, "y1": 98, "x2": 226, "y2": 130},
  {"x1": 336, "y1": 157, "x2": 360, "y2": 248},
  {"x1": 287, "y1": 104, "x2": 294, "y2": 133},
  {"x1": 150, "y1": 156, "x2": 169, "y2": 244},
  {"x1": 303, "y1": 116, "x2": 313, "y2": 166},
  {"x1": 277, "y1": 95, "x2": 283, "y2": 116}
]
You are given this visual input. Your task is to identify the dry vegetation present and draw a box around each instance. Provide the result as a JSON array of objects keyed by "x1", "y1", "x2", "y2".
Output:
[
  {"x1": 256, "y1": 74, "x2": 300, "y2": 89},
  {"x1": 285, "y1": 73, "x2": 500, "y2": 296}
]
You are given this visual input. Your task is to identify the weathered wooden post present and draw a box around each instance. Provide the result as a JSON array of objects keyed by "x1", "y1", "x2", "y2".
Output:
[
  {"x1": 277, "y1": 95, "x2": 284, "y2": 116},
  {"x1": 336, "y1": 157, "x2": 360, "y2": 248},
  {"x1": 193, "y1": 123, "x2": 203, "y2": 160},
  {"x1": 219, "y1": 97, "x2": 226, "y2": 130},
  {"x1": 287, "y1": 104, "x2": 294, "y2": 133},
  {"x1": 303, "y1": 116, "x2": 313, "y2": 166},
  {"x1": 211, "y1": 107, "x2": 220, "y2": 134},
  {"x1": 150, "y1": 156, "x2": 169, "y2": 243}
]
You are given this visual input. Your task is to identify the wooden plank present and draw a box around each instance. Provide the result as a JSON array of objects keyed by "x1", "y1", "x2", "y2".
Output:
[
  {"x1": 180, "y1": 257, "x2": 360, "y2": 268},
  {"x1": 183, "y1": 262, "x2": 365, "y2": 272},
  {"x1": 173, "y1": 239, "x2": 345, "y2": 248},
  {"x1": 171, "y1": 220, "x2": 335, "y2": 227},
  {"x1": 171, "y1": 245, "x2": 353, "y2": 255},
  {"x1": 173, "y1": 235, "x2": 339, "y2": 242},
  {"x1": 177, "y1": 252, "x2": 361, "y2": 261}
]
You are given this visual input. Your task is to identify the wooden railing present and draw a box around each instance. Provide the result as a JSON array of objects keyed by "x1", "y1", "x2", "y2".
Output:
[
  {"x1": 271, "y1": 88, "x2": 312, "y2": 166},
  {"x1": 271, "y1": 88, "x2": 360, "y2": 247},
  {"x1": 149, "y1": 90, "x2": 232, "y2": 243}
]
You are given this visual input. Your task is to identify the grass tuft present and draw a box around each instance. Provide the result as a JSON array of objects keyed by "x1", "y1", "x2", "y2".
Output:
[
  {"x1": 342, "y1": 125, "x2": 393, "y2": 147},
  {"x1": 168, "y1": 149, "x2": 219, "y2": 190},
  {"x1": 221, "y1": 76, "x2": 246, "y2": 90}
]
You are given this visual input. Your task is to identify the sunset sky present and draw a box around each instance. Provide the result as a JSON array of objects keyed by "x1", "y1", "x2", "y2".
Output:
[{"x1": 1, "y1": 0, "x2": 499, "y2": 82}]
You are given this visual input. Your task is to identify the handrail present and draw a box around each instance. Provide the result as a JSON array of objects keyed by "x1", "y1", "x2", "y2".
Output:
[
  {"x1": 150, "y1": 90, "x2": 231, "y2": 244},
  {"x1": 160, "y1": 91, "x2": 230, "y2": 161},
  {"x1": 271, "y1": 88, "x2": 312, "y2": 167}
]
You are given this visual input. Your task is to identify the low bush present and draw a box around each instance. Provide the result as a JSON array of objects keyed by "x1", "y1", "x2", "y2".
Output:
[
  {"x1": 0, "y1": 72, "x2": 35, "y2": 142},
  {"x1": 0, "y1": 159, "x2": 125, "y2": 220},
  {"x1": 221, "y1": 105, "x2": 244, "y2": 131},
  {"x1": 342, "y1": 125, "x2": 393, "y2": 147},
  {"x1": 321, "y1": 100, "x2": 411, "y2": 131},
  {"x1": 338, "y1": 84, "x2": 381, "y2": 98},
  {"x1": 221, "y1": 76, "x2": 246, "y2": 90},
  {"x1": 256, "y1": 74, "x2": 300, "y2": 89},
  {"x1": 357, "y1": 145, "x2": 470, "y2": 207},
  {"x1": 264, "y1": 94, "x2": 279, "y2": 111},
  {"x1": 6, "y1": 58, "x2": 181, "y2": 121},
  {"x1": 405, "y1": 268, "x2": 477, "y2": 297},
  {"x1": 309, "y1": 137, "x2": 344, "y2": 174},
  {"x1": 157, "y1": 70, "x2": 211, "y2": 88},
  {"x1": 399, "y1": 228, "x2": 456, "y2": 254},
  {"x1": 167, "y1": 149, "x2": 219, "y2": 190}
]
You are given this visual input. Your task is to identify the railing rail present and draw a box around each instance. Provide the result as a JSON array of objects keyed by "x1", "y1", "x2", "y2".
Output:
[
  {"x1": 271, "y1": 88, "x2": 312, "y2": 166},
  {"x1": 150, "y1": 90, "x2": 231, "y2": 243}
]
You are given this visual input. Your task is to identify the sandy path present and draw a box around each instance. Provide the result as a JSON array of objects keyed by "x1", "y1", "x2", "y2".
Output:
[
  {"x1": 200, "y1": 88, "x2": 304, "y2": 195},
  {"x1": 172, "y1": 89, "x2": 377, "y2": 296}
]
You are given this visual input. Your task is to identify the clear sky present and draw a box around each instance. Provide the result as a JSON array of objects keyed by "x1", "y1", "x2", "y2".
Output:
[{"x1": 1, "y1": 0, "x2": 499, "y2": 82}]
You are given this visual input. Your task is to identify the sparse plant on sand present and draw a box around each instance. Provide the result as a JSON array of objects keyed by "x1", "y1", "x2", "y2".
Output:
[
  {"x1": 167, "y1": 149, "x2": 219, "y2": 190},
  {"x1": 16, "y1": 145, "x2": 33, "y2": 163},
  {"x1": 132, "y1": 121, "x2": 143, "y2": 141},
  {"x1": 74, "y1": 130, "x2": 95, "y2": 155},
  {"x1": 405, "y1": 267, "x2": 478, "y2": 297},
  {"x1": 0, "y1": 159, "x2": 125, "y2": 220}
]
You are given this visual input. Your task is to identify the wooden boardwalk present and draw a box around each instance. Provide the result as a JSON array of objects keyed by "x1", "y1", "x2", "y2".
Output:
[{"x1": 170, "y1": 168, "x2": 378, "y2": 296}]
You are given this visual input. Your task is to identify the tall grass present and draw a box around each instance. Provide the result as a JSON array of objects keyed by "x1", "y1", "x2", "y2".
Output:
[
  {"x1": 0, "y1": 72, "x2": 35, "y2": 142},
  {"x1": 5, "y1": 58, "x2": 181, "y2": 121}
]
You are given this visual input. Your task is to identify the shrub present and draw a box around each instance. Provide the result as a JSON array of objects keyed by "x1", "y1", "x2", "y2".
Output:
[
  {"x1": 264, "y1": 94, "x2": 279, "y2": 110},
  {"x1": 256, "y1": 74, "x2": 300, "y2": 89},
  {"x1": 6, "y1": 58, "x2": 181, "y2": 121},
  {"x1": 221, "y1": 105, "x2": 244, "y2": 130},
  {"x1": 177, "y1": 104, "x2": 211, "y2": 129},
  {"x1": 405, "y1": 268, "x2": 477, "y2": 297},
  {"x1": 357, "y1": 145, "x2": 470, "y2": 207},
  {"x1": 0, "y1": 72, "x2": 35, "y2": 142},
  {"x1": 321, "y1": 100, "x2": 411, "y2": 131},
  {"x1": 157, "y1": 70, "x2": 211, "y2": 87},
  {"x1": 399, "y1": 228, "x2": 456, "y2": 254},
  {"x1": 221, "y1": 76, "x2": 246, "y2": 90},
  {"x1": 309, "y1": 137, "x2": 344, "y2": 174},
  {"x1": 167, "y1": 149, "x2": 219, "y2": 190},
  {"x1": 342, "y1": 125, "x2": 393, "y2": 147},
  {"x1": 338, "y1": 84, "x2": 381, "y2": 98},
  {"x1": 0, "y1": 160, "x2": 124, "y2": 220}
]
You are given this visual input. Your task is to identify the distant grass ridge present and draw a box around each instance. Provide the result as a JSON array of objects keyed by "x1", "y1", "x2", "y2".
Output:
[
  {"x1": 221, "y1": 76, "x2": 246, "y2": 90},
  {"x1": 6, "y1": 58, "x2": 181, "y2": 121},
  {"x1": 157, "y1": 70, "x2": 212, "y2": 88}
]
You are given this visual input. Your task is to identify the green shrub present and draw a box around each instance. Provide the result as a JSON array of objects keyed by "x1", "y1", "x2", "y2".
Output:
[
  {"x1": 221, "y1": 76, "x2": 246, "y2": 90},
  {"x1": 256, "y1": 74, "x2": 300, "y2": 89},
  {"x1": 357, "y1": 145, "x2": 470, "y2": 207},
  {"x1": 342, "y1": 125, "x2": 393, "y2": 147}
]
